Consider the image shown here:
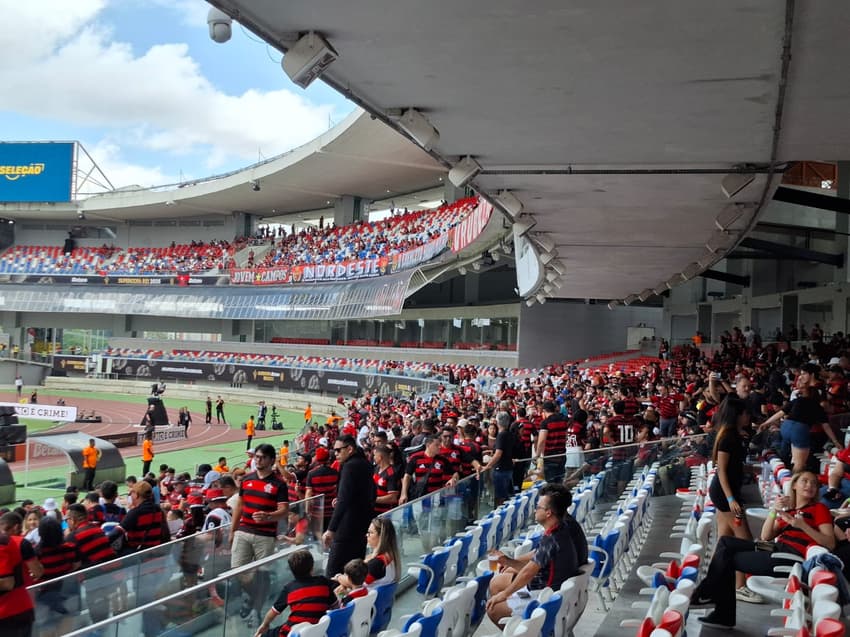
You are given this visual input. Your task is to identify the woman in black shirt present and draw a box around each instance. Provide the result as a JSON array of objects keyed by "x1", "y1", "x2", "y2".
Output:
[{"x1": 708, "y1": 396, "x2": 756, "y2": 601}]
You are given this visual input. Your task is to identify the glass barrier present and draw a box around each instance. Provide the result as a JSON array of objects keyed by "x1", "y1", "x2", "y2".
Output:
[
  {"x1": 28, "y1": 494, "x2": 324, "y2": 637},
  {"x1": 378, "y1": 469, "x2": 497, "y2": 566},
  {"x1": 62, "y1": 542, "x2": 315, "y2": 637},
  {"x1": 378, "y1": 432, "x2": 707, "y2": 570}
]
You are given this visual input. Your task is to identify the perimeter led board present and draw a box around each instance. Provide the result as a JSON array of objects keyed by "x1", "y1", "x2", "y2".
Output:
[{"x1": 0, "y1": 142, "x2": 74, "y2": 203}]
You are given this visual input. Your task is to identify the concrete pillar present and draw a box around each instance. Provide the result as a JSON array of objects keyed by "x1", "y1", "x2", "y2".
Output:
[
  {"x1": 443, "y1": 182, "x2": 466, "y2": 203},
  {"x1": 333, "y1": 196, "x2": 365, "y2": 227}
]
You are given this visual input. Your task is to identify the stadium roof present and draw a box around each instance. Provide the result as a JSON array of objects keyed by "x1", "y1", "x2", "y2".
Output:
[
  {"x1": 7, "y1": 109, "x2": 444, "y2": 222},
  {"x1": 206, "y1": 0, "x2": 850, "y2": 301}
]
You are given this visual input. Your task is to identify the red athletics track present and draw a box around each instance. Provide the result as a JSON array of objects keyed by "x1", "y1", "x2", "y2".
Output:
[{"x1": 0, "y1": 391, "x2": 257, "y2": 472}]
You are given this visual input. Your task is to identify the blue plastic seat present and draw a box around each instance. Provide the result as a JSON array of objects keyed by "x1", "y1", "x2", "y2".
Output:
[
  {"x1": 370, "y1": 581, "x2": 397, "y2": 635},
  {"x1": 469, "y1": 571, "x2": 493, "y2": 629},
  {"x1": 403, "y1": 606, "x2": 444, "y2": 637},
  {"x1": 326, "y1": 602, "x2": 355, "y2": 637}
]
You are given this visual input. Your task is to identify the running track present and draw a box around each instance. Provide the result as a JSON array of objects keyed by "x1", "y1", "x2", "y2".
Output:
[{"x1": 0, "y1": 391, "x2": 274, "y2": 471}]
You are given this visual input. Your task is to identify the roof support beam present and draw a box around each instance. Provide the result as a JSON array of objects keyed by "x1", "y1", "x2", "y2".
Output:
[
  {"x1": 699, "y1": 269, "x2": 750, "y2": 286},
  {"x1": 739, "y1": 237, "x2": 844, "y2": 266},
  {"x1": 773, "y1": 186, "x2": 850, "y2": 215}
]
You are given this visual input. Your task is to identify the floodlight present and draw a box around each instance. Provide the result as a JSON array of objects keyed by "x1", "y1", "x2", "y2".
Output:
[
  {"x1": 545, "y1": 271, "x2": 559, "y2": 283},
  {"x1": 540, "y1": 251, "x2": 556, "y2": 265},
  {"x1": 638, "y1": 289, "x2": 653, "y2": 302},
  {"x1": 532, "y1": 234, "x2": 556, "y2": 254},
  {"x1": 715, "y1": 203, "x2": 752, "y2": 230},
  {"x1": 396, "y1": 109, "x2": 440, "y2": 150},
  {"x1": 705, "y1": 230, "x2": 736, "y2": 253},
  {"x1": 653, "y1": 285, "x2": 667, "y2": 296},
  {"x1": 282, "y1": 31, "x2": 338, "y2": 89},
  {"x1": 525, "y1": 297, "x2": 536, "y2": 307},
  {"x1": 543, "y1": 284, "x2": 554, "y2": 295},
  {"x1": 549, "y1": 260, "x2": 566, "y2": 275},
  {"x1": 494, "y1": 190, "x2": 523, "y2": 219},
  {"x1": 512, "y1": 215, "x2": 537, "y2": 237},
  {"x1": 458, "y1": 266, "x2": 467, "y2": 275},
  {"x1": 472, "y1": 261, "x2": 482, "y2": 272},
  {"x1": 448, "y1": 156, "x2": 481, "y2": 187},
  {"x1": 623, "y1": 294, "x2": 639, "y2": 306},
  {"x1": 491, "y1": 248, "x2": 500, "y2": 261},
  {"x1": 682, "y1": 262, "x2": 703, "y2": 280},
  {"x1": 607, "y1": 301, "x2": 619, "y2": 310},
  {"x1": 721, "y1": 173, "x2": 755, "y2": 199},
  {"x1": 536, "y1": 293, "x2": 547, "y2": 304}
]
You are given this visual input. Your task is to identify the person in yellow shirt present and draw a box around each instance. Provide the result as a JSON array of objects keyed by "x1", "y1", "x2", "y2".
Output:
[
  {"x1": 280, "y1": 440, "x2": 290, "y2": 467},
  {"x1": 142, "y1": 433, "x2": 154, "y2": 476},
  {"x1": 304, "y1": 403, "x2": 313, "y2": 425},
  {"x1": 81, "y1": 438, "x2": 101, "y2": 490},
  {"x1": 215, "y1": 456, "x2": 230, "y2": 473},
  {"x1": 246, "y1": 415, "x2": 256, "y2": 451}
]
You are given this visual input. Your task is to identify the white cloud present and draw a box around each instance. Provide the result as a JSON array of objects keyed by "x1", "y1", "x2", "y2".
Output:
[{"x1": 0, "y1": 1, "x2": 338, "y2": 186}]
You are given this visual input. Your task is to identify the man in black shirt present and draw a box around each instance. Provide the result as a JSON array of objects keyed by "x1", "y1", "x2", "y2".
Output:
[{"x1": 485, "y1": 484, "x2": 578, "y2": 623}]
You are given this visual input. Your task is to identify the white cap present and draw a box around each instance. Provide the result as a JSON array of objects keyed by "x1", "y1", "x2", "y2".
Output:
[
  {"x1": 42, "y1": 497, "x2": 58, "y2": 511},
  {"x1": 829, "y1": 357, "x2": 841, "y2": 366}
]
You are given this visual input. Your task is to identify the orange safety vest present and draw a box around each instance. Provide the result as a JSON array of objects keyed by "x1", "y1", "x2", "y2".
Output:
[{"x1": 142, "y1": 439, "x2": 154, "y2": 462}]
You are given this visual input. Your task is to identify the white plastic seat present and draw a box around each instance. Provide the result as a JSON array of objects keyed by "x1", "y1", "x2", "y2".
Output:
[
  {"x1": 349, "y1": 588, "x2": 377, "y2": 637},
  {"x1": 290, "y1": 617, "x2": 330, "y2": 637}
]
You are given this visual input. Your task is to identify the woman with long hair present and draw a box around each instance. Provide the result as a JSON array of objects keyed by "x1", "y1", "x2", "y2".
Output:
[
  {"x1": 708, "y1": 395, "x2": 757, "y2": 602},
  {"x1": 364, "y1": 516, "x2": 400, "y2": 587},
  {"x1": 691, "y1": 470, "x2": 835, "y2": 629},
  {"x1": 691, "y1": 471, "x2": 835, "y2": 628}
]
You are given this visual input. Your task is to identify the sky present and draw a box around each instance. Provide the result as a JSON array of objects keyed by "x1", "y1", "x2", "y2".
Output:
[{"x1": 0, "y1": 0, "x2": 355, "y2": 190}]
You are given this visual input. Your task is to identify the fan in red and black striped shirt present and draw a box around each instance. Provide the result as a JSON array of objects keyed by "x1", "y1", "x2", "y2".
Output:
[
  {"x1": 372, "y1": 446, "x2": 400, "y2": 514},
  {"x1": 35, "y1": 517, "x2": 76, "y2": 582},
  {"x1": 305, "y1": 447, "x2": 338, "y2": 531},
  {"x1": 256, "y1": 549, "x2": 337, "y2": 637},
  {"x1": 65, "y1": 504, "x2": 117, "y2": 568},
  {"x1": 400, "y1": 436, "x2": 455, "y2": 504}
]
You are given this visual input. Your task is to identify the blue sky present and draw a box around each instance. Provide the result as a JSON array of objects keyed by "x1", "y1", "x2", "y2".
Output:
[{"x1": 0, "y1": 0, "x2": 354, "y2": 189}]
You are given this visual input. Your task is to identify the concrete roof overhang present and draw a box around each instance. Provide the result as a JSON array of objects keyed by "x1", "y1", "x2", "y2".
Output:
[
  {"x1": 206, "y1": 0, "x2": 850, "y2": 300},
  {"x1": 2, "y1": 109, "x2": 445, "y2": 222}
]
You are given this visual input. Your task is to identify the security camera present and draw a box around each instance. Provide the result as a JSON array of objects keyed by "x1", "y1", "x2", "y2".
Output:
[
  {"x1": 251, "y1": 180, "x2": 261, "y2": 192},
  {"x1": 207, "y1": 8, "x2": 232, "y2": 44},
  {"x1": 77, "y1": 210, "x2": 85, "y2": 220}
]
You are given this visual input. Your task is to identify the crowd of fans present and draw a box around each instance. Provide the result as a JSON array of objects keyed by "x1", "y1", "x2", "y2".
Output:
[
  {"x1": 100, "y1": 346, "x2": 515, "y2": 384},
  {"x1": 9, "y1": 328, "x2": 850, "y2": 633},
  {"x1": 256, "y1": 198, "x2": 476, "y2": 269},
  {"x1": 0, "y1": 197, "x2": 477, "y2": 278}
]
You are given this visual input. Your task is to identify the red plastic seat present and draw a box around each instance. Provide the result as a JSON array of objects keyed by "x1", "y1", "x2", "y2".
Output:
[{"x1": 815, "y1": 618, "x2": 844, "y2": 637}]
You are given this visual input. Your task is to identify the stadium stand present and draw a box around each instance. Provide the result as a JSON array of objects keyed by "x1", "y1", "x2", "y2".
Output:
[{"x1": 0, "y1": 197, "x2": 475, "y2": 277}]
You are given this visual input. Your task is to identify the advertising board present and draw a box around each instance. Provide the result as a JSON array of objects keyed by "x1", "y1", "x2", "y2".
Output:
[{"x1": 0, "y1": 142, "x2": 74, "y2": 203}]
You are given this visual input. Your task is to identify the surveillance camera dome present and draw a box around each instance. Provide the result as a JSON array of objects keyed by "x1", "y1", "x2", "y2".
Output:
[{"x1": 207, "y1": 8, "x2": 232, "y2": 44}]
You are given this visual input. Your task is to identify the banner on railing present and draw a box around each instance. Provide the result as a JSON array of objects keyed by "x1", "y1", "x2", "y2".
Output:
[
  {"x1": 390, "y1": 234, "x2": 449, "y2": 272},
  {"x1": 52, "y1": 355, "x2": 446, "y2": 397},
  {"x1": 0, "y1": 401, "x2": 77, "y2": 422},
  {"x1": 450, "y1": 199, "x2": 493, "y2": 252}
]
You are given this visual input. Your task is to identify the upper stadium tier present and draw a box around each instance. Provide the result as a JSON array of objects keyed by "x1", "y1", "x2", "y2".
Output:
[{"x1": 0, "y1": 197, "x2": 479, "y2": 279}]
